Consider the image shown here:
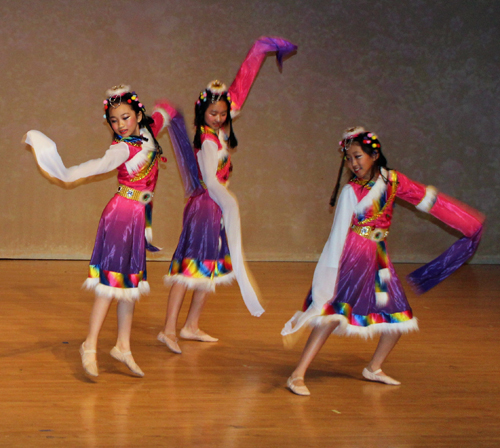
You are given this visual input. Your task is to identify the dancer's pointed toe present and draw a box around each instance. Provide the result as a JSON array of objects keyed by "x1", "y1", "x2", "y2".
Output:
[
  {"x1": 157, "y1": 332, "x2": 182, "y2": 354},
  {"x1": 362, "y1": 368, "x2": 400, "y2": 385},
  {"x1": 80, "y1": 342, "x2": 98, "y2": 377},
  {"x1": 286, "y1": 376, "x2": 311, "y2": 396},
  {"x1": 110, "y1": 346, "x2": 144, "y2": 377},
  {"x1": 179, "y1": 328, "x2": 218, "y2": 342}
]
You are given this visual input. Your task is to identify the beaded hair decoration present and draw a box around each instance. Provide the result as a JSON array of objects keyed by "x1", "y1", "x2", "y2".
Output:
[
  {"x1": 338, "y1": 126, "x2": 382, "y2": 154},
  {"x1": 102, "y1": 84, "x2": 146, "y2": 119},
  {"x1": 196, "y1": 80, "x2": 232, "y2": 106}
]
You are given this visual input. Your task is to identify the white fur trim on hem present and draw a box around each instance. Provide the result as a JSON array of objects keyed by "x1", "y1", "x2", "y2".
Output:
[
  {"x1": 311, "y1": 314, "x2": 419, "y2": 339},
  {"x1": 416, "y1": 185, "x2": 438, "y2": 213},
  {"x1": 82, "y1": 278, "x2": 150, "y2": 302},
  {"x1": 163, "y1": 271, "x2": 236, "y2": 292}
]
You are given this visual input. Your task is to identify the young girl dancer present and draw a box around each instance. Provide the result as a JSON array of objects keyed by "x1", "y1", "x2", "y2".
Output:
[
  {"x1": 158, "y1": 37, "x2": 297, "y2": 354},
  {"x1": 25, "y1": 86, "x2": 170, "y2": 377},
  {"x1": 281, "y1": 126, "x2": 484, "y2": 395}
]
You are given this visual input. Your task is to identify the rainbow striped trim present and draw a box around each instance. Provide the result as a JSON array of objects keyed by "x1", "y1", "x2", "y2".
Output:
[
  {"x1": 355, "y1": 171, "x2": 398, "y2": 225},
  {"x1": 375, "y1": 241, "x2": 389, "y2": 295},
  {"x1": 322, "y1": 301, "x2": 413, "y2": 327},
  {"x1": 168, "y1": 256, "x2": 232, "y2": 280},
  {"x1": 88, "y1": 264, "x2": 146, "y2": 289}
]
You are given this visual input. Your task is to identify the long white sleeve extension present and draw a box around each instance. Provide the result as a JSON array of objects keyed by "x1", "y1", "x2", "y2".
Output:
[
  {"x1": 25, "y1": 130, "x2": 129, "y2": 182},
  {"x1": 197, "y1": 140, "x2": 265, "y2": 317},
  {"x1": 281, "y1": 185, "x2": 357, "y2": 336}
]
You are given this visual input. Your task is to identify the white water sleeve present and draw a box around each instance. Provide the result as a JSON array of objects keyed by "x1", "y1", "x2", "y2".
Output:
[
  {"x1": 25, "y1": 130, "x2": 129, "y2": 182},
  {"x1": 197, "y1": 140, "x2": 265, "y2": 316},
  {"x1": 310, "y1": 185, "x2": 357, "y2": 308},
  {"x1": 281, "y1": 185, "x2": 356, "y2": 336}
]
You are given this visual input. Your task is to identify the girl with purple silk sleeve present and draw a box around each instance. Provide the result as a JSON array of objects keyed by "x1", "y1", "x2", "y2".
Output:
[
  {"x1": 282, "y1": 127, "x2": 484, "y2": 396},
  {"x1": 25, "y1": 85, "x2": 171, "y2": 378},
  {"x1": 157, "y1": 37, "x2": 297, "y2": 354}
]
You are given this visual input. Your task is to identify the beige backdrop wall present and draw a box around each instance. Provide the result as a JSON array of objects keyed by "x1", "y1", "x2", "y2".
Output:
[{"x1": 1, "y1": 0, "x2": 498, "y2": 263}]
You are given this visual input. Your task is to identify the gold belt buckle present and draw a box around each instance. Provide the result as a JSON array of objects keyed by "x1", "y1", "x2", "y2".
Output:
[{"x1": 352, "y1": 225, "x2": 388, "y2": 242}]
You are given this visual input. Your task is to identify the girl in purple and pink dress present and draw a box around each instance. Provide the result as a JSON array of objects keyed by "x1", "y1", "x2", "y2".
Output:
[
  {"x1": 282, "y1": 127, "x2": 484, "y2": 396},
  {"x1": 157, "y1": 37, "x2": 297, "y2": 354},
  {"x1": 26, "y1": 85, "x2": 171, "y2": 378}
]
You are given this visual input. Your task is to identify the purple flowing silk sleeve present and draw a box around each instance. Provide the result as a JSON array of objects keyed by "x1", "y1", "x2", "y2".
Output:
[
  {"x1": 228, "y1": 36, "x2": 298, "y2": 111},
  {"x1": 406, "y1": 191, "x2": 485, "y2": 294},
  {"x1": 159, "y1": 102, "x2": 204, "y2": 198}
]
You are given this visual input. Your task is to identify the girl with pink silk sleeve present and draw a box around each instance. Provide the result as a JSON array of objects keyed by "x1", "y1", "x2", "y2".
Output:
[
  {"x1": 157, "y1": 37, "x2": 297, "y2": 354},
  {"x1": 281, "y1": 127, "x2": 484, "y2": 396}
]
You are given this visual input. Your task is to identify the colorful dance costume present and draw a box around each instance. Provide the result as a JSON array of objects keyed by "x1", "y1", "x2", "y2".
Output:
[
  {"x1": 167, "y1": 125, "x2": 234, "y2": 289},
  {"x1": 163, "y1": 37, "x2": 297, "y2": 316},
  {"x1": 25, "y1": 102, "x2": 170, "y2": 301},
  {"x1": 282, "y1": 168, "x2": 484, "y2": 338}
]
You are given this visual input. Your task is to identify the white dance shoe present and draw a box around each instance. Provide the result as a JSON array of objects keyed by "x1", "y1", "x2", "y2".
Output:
[{"x1": 362, "y1": 368, "x2": 401, "y2": 385}]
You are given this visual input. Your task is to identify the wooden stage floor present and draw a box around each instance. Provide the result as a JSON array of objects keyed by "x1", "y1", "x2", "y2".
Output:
[{"x1": 1, "y1": 260, "x2": 499, "y2": 447}]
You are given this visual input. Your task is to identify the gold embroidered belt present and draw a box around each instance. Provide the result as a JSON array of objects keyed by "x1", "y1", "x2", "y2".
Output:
[
  {"x1": 117, "y1": 185, "x2": 154, "y2": 204},
  {"x1": 351, "y1": 224, "x2": 389, "y2": 242}
]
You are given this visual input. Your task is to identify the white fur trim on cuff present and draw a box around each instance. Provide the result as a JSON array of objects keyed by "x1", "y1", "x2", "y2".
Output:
[
  {"x1": 153, "y1": 107, "x2": 171, "y2": 132},
  {"x1": 416, "y1": 185, "x2": 438, "y2": 213}
]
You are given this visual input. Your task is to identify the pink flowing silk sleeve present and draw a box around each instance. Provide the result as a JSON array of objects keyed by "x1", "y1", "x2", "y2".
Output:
[
  {"x1": 396, "y1": 172, "x2": 484, "y2": 293},
  {"x1": 228, "y1": 36, "x2": 297, "y2": 112}
]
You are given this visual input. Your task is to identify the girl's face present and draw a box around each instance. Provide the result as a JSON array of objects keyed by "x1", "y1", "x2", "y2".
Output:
[
  {"x1": 108, "y1": 103, "x2": 142, "y2": 138},
  {"x1": 345, "y1": 143, "x2": 379, "y2": 181},
  {"x1": 204, "y1": 100, "x2": 228, "y2": 131}
]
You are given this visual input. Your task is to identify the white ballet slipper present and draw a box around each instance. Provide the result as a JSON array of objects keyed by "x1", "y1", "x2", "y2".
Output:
[
  {"x1": 286, "y1": 376, "x2": 311, "y2": 396},
  {"x1": 157, "y1": 332, "x2": 182, "y2": 354},
  {"x1": 110, "y1": 346, "x2": 144, "y2": 377},
  {"x1": 80, "y1": 342, "x2": 98, "y2": 377},
  {"x1": 179, "y1": 328, "x2": 218, "y2": 342},
  {"x1": 362, "y1": 368, "x2": 401, "y2": 385}
]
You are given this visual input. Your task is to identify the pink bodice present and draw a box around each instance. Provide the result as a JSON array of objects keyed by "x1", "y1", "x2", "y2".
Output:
[
  {"x1": 113, "y1": 110, "x2": 166, "y2": 192},
  {"x1": 195, "y1": 131, "x2": 232, "y2": 186}
]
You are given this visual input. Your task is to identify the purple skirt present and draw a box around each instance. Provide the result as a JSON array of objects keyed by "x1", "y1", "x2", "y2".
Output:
[
  {"x1": 166, "y1": 189, "x2": 233, "y2": 290},
  {"x1": 305, "y1": 231, "x2": 418, "y2": 336},
  {"x1": 84, "y1": 194, "x2": 149, "y2": 301}
]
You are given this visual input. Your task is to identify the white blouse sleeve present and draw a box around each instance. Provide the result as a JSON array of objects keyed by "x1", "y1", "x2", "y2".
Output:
[
  {"x1": 310, "y1": 184, "x2": 357, "y2": 308},
  {"x1": 25, "y1": 130, "x2": 129, "y2": 183},
  {"x1": 197, "y1": 140, "x2": 265, "y2": 317},
  {"x1": 281, "y1": 185, "x2": 357, "y2": 337}
]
